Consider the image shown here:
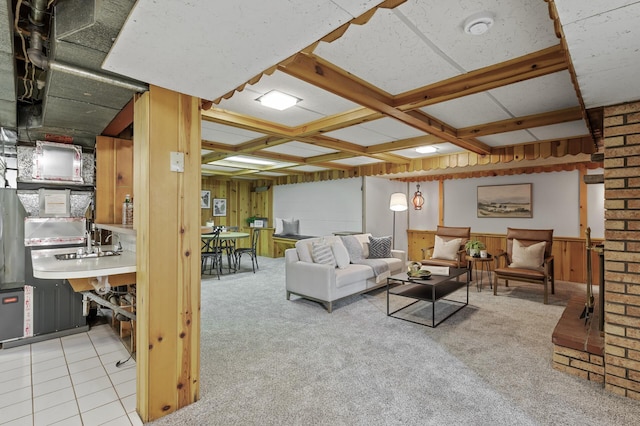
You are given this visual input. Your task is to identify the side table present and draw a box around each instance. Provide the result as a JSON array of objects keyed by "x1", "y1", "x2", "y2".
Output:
[{"x1": 466, "y1": 255, "x2": 493, "y2": 292}]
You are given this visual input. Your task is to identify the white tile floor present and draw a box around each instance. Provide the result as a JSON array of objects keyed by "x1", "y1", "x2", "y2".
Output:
[{"x1": 0, "y1": 324, "x2": 142, "y2": 426}]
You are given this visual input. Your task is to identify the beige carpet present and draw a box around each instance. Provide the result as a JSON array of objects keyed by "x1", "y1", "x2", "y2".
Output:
[{"x1": 149, "y1": 257, "x2": 640, "y2": 425}]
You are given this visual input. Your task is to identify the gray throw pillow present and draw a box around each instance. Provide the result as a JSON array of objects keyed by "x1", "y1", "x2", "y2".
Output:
[
  {"x1": 282, "y1": 219, "x2": 299, "y2": 235},
  {"x1": 368, "y1": 235, "x2": 392, "y2": 258},
  {"x1": 340, "y1": 235, "x2": 363, "y2": 262}
]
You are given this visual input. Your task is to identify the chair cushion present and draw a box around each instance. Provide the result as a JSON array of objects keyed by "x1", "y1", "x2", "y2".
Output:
[
  {"x1": 421, "y1": 258, "x2": 460, "y2": 268},
  {"x1": 510, "y1": 239, "x2": 545, "y2": 270},
  {"x1": 368, "y1": 235, "x2": 392, "y2": 258},
  {"x1": 331, "y1": 240, "x2": 351, "y2": 269},
  {"x1": 432, "y1": 236, "x2": 461, "y2": 261},
  {"x1": 495, "y1": 267, "x2": 545, "y2": 280},
  {"x1": 311, "y1": 241, "x2": 336, "y2": 267}
]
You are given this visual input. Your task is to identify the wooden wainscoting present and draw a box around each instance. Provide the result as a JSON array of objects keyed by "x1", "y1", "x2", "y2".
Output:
[{"x1": 407, "y1": 229, "x2": 603, "y2": 284}]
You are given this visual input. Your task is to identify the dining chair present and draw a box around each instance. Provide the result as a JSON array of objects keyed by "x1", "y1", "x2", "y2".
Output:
[
  {"x1": 201, "y1": 227, "x2": 223, "y2": 279},
  {"x1": 234, "y1": 228, "x2": 260, "y2": 273},
  {"x1": 493, "y1": 227, "x2": 554, "y2": 304}
]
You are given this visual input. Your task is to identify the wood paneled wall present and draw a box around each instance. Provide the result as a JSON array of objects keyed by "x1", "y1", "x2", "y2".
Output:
[
  {"x1": 200, "y1": 177, "x2": 273, "y2": 252},
  {"x1": 95, "y1": 136, "x2": 133, "y2": 223},
  {"x1": 408, "y1": 229, "x2": 603, "y2": 285},
  {"x1": 134, "y1": 86, "x2": 201, "y2": 421}
]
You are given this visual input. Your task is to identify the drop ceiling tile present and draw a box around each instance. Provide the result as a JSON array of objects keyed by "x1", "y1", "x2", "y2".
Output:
[
  {"x1": 477, "y1": 130, "x2": 535, "y2": 147},
  {"x1": 288, "y1": 165, "x2": 330, "y2": 172},
  {"x1": 104, "y1": 0, "x2": 381, "y2": 100},
  {"x1": 324, "y1": 120, "x2": 421, "y2": 146},
  {"x1": 331, "y1": 156, "x2": 384, "y2": 166},
  {"x1": 488, "y1": 71, "x2": 580, "y2": 117},
  {"x1": 527, "y1": 120, "x2": 589, "y2": 140},
  {"x1": 201, "y1": 164, "x2": 244, "y2": 172},
  {"x1": 254, "y1": 171, "x2": 289, "y2": 177},
  {"x1": 313, "y1": 9, "x2": 461, "y2": 94},
  {"x1": 558, "y1": 2, "x2": 640, "y2": 108},
  {"x1": 360, "y1": 118, "x2": 427, "y2": 140},
  {"x1": 397, "y1": 0, "x2": 558, "y2": 72},
  {"x1": 201, "y1": 149, "x2": 213, "y2": 156},
  {"x1": 201, "y1": 121, "x2": 264, "y2": 145},
  {"x1": 420, "y1": 92, "x2": 511, "y2": 128},
  {"x1": 261, "y1": 141, "x2": 337, "y2": 157},
  {"x1": 554, "y1": 0, "x2": 635, "y2": 24}
]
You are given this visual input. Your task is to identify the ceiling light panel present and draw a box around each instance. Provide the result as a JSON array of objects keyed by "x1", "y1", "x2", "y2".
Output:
[
  {"x1": 257, "y1": 90, "x2": 300, "y2": 110},
  {"x1": 391, "y1": 143, "x2": 461, "y2": 159},
  {"x1": 225, "y1": 155, "x2": 275, "y2": 165},
  {"x1": 216, "y1": 72, "x2": 358, "y2": 126}
]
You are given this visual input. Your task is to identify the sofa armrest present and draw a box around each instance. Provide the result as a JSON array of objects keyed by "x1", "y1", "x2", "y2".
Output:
[
  {"x1": 391, "y1": 250, "x2": 407, "y2": 265},
  {"x1": 285, "y1": 258, "x2": 337, "y2": 301}
]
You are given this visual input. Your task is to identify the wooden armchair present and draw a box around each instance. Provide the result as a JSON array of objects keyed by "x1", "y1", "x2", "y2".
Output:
[
  {"x1": 493, "y1": 228, "x2": 555, "y2": 304},
  {"x1": 420, "y1": 225, "x2": 470, "y2": 269}
]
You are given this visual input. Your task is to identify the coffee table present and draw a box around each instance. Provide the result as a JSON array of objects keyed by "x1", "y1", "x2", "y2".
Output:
[{"x1": 386, "y1": 268, "x2": 469, "y2": 328}]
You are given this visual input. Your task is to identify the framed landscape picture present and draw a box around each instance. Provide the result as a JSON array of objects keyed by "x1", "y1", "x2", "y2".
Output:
[
  {"x1": 477, "y1": 183, "x2": 532, "y2": 218},
  {"x1": 213, "y1": 198, "x2": 227, "y2": 216}
]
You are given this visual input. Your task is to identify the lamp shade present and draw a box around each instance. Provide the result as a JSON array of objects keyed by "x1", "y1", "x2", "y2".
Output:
[{"x1": 389, "y1": 192, "x2": 408, "y2": 211}]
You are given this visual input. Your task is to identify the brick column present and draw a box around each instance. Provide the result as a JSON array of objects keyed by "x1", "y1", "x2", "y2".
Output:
[{"x1": 603, "y1": 100, "x2": 640, "y2": 400}]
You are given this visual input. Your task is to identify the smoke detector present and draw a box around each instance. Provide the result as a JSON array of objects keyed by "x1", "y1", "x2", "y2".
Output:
[{"x1": 463, "y1": 12, "x2": 494, "y2": 36}]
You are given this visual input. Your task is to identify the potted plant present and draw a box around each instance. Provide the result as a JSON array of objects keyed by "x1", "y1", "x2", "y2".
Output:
[{"x1": 465, "y1": 240, "x2": 485, "y2": 257}]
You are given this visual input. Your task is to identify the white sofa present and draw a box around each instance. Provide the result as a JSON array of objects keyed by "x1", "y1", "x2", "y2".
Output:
[{"x1": 285, "y1": 233, "x2": 406, "y2": 312}]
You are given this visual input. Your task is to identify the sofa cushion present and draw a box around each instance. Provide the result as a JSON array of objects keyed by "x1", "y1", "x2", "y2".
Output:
[
  {"x1": 432, "y1": 235, "x2": 461, "y2": 261},
  {"x1": 331, "y1": 241, "x2": 350, "y2": 269},
  {"x1": 368, "y1": 235, "x2": 392, "y2": 258},
  {"x1": 353, "y1": 233, "x2": 371, "y2": 258},
  {"x1": 510, "y1": 239, "x2": 545, "y2": 270},
  {"x1": 312, "y1": 242, "x2": 336, "y2": 267},
  {"x1": 341, "y1": 235, "x2": 364, "y2": 262},
  {"x1": 335, "y1": 264, "x2": 374, "y2": 288}
]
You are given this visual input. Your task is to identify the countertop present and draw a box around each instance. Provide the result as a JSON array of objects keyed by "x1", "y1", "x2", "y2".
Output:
[{"x1": 31, "y1": 247, "x2": 136, "y2": 279}]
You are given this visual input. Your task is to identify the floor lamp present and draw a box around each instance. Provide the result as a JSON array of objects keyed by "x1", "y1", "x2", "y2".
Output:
[{"x1": 389, "y1": 192, "x2": 408, "y2": 250}]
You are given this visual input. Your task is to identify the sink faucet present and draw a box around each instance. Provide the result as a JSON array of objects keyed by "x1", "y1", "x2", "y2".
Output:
[
  {"x1": 105, "y1": 233, "x2": 123, "y2": 252},
  {"x1": 85, "y1": 230, "x2": 93, "y2": 254}
]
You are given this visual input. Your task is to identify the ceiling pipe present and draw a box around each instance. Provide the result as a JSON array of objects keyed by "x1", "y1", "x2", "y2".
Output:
[{"x1": 25, "y1": 0, "x2": 147, "y2": 93}]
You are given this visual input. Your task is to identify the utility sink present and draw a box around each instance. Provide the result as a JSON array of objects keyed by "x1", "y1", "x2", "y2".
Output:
[{"x1": 55, "y1": 250, "x2": 121, "y2": 260}]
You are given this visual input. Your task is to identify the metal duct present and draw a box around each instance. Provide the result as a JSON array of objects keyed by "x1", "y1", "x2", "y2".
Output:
[{"x1": 15, "y1": 0, "x2": 144, "y2": 147}]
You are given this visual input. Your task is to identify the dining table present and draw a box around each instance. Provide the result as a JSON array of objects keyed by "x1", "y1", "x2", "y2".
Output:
[{"x1": 201, "y1": 230, "x2": 250, "y2": 273}]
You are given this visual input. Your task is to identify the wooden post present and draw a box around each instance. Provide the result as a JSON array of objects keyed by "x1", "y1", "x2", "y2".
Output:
[{"x1": 134, "y1": 86, "x2": 201, "y2": 421}]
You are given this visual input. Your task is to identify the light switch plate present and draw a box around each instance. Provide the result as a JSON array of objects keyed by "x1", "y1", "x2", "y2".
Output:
[{"x1": 170, "y1": 151, "x2": 184, "y2": 172}]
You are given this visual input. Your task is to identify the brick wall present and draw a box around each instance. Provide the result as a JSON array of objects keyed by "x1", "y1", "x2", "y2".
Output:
[{"x1": 603, "y1": 100, "x2": 640, "y2": 400}]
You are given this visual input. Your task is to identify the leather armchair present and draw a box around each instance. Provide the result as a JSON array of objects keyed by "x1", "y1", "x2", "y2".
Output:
[
  {"x1": 493, "y1": 228, "x2": 555, "y2": 304},
  {"x1": 420, "y1": 225, "x2": 470, "y2": 269}
]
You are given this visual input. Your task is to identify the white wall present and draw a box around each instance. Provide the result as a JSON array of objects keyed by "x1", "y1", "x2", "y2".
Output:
[
  {"x1": 363, "y1": 177, "x2": 408, "y2": 251},
  {"x1": 408, "y1": 180, "x2": 439, "y2": 231},
  {"x1": 410, "y1": 170, "x2": 605, "y2": 238},
  {"x1": 273, "y1": 177, "x2": 363, "y2": 236}
]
